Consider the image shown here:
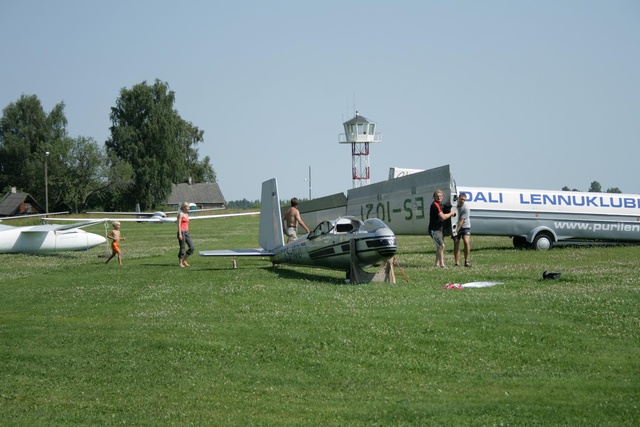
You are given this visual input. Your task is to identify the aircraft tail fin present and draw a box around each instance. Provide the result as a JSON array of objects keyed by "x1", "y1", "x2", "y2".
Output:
[{"x1": 259, "y1": 178, "x2": 285, "y2": 251}]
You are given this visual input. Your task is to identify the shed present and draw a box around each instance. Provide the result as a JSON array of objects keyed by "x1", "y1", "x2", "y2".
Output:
[
  {"x1": 0, "y1": 190, "x2": 44, "y2": 217},
  {"x1": 167, "y1": 182, "x2": 226, "y2": 209}
]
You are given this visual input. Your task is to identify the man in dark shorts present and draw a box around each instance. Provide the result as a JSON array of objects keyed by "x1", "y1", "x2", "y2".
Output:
[{"x1": 428, "y1": 189, "x2": 456, "y2": 268}]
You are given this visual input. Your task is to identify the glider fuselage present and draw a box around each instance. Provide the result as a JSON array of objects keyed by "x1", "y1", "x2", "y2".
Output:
[
  {"x1": 271, "y1": 216, "x2": 397, "y2": 270},
  {"x1": 0, "y1": 224, "x2": 106, "y2": 254}
]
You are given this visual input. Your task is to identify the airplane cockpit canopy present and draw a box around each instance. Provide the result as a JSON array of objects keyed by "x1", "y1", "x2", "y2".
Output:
[
  {"x1": 309, "y1": 220, "x2": 335, "y2": 238},
  {"x1": 309, "y1": 216, "x2": 364, "y2": 239},
  {"x1": 360, "y1": 217, "x2": 388, "y2": 232},
  {"x1": 335, "y1": 216, "x2": 364, "y2": 233}
]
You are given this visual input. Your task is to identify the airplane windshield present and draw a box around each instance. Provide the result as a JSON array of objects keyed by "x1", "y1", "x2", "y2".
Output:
[
  {"x1": 360, "y1": 218, "x2": 387, "y2": 232},
  {"x1": 309, "y1": 220, "x2": 335, "y2": 239}
]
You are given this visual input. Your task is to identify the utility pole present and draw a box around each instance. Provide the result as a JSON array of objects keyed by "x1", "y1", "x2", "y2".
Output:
[
  {"x1": 45, "y1": 150, "x2": 50, "y2": 214},
  {"x1": 308, "y1": 165, "x2": 311, "y2": 199},
  {"x1": 304, "y1": 166, "x2": 312, "y2": 200}
]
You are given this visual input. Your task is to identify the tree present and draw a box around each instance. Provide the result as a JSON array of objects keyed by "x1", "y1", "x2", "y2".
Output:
[
  {"x1": 226, "y1": 199, "x2": 260, "y2": 209},
  {"x1": 563, "y1": 182, "x2": 623, "y2": 194},
  {"x1": 588, "y1": 181, "x2": 602, "y2": 192},
  {"x1": 0, "y1": 95, "x2": 67, "y2": 206},
  {"x1": 190, "y1": 155, "x2": 216, "y2": 183},
  {"x1": 106, "y1": 80, "x2": 214, "y2": 210},
  {"x1": 52, "y1": 136, "x2": 133, "y2": 213}
]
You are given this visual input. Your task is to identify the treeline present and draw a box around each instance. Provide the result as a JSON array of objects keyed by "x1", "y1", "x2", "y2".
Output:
[
  {"x1": 0, "y1": 79, "x2": 215, "y2": 213},
  {"x1": 226, "y1": 199, "x2": 260, "y2": 210},
  {"x1": 225, "y1": 199, "x2": 310, "y2": 210},
  {"x1": 562, "y1": 182, "x2": 622, "y2": 193}
]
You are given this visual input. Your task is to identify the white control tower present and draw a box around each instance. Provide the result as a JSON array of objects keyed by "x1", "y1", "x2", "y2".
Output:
[{"x1": 338, "y1": 112, "x2": 382, "y2": 188}]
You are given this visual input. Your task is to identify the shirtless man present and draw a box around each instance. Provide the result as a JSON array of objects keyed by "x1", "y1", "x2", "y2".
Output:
[{"x1": 282, "y1": 197, "x2": 310, "y2": 243}]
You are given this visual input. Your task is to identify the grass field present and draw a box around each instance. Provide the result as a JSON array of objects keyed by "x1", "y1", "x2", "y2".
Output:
[{"x1": 1, "y1": 215, "x2": 638, "y2": 426}]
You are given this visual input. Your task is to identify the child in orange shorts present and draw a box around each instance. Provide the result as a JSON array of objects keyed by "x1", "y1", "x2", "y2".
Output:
[{"x1": 105, "y1": 221, "x2": 125, "y2": 265}]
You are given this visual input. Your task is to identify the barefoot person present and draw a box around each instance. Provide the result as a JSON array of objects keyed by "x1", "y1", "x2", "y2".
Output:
[
  {"x1": 453, "y1": 193, "x2": 471, "y2": 267},
  {"x1": 105, "y1": 221, "x2": 125, "y2": 265},
  {"x1": 177, "y1": 202, "x2": 194, "y2": 267},
  {"x1": 282, "y1": 197, "x2": 310, "y2": 243}
]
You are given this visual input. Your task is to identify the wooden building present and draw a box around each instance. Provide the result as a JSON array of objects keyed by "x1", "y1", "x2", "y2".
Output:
[
  {"x1": 0, "y1": 189, "x2": 44, "y2": 217},
  {"x1": 166, "y1": 182, "x2": 226, "y2": 210}
]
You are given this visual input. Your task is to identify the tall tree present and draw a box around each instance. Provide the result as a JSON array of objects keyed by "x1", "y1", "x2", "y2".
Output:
[
  {"x1": 588, "y1": 181, "x2": 602, "y2": 193},
  {"x1": 105, "y1": 79, "x2": 213, "y2": 210},
  {"x1": 53, "y1": 136, "x2": 133, "y2": 213},
  {"x1": 0, "y1": 95, "x2": 67, "y2": 206},
  {"x1": 191, "y1": 155, "x2": 216, "y2": 183}
]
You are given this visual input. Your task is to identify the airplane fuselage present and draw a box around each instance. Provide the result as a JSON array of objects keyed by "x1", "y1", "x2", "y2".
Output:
[
  {"x1": 270, "y1": 217, "x2": 397, "y2": 270},
  {"x1": 0, "y1": 224, "x2": 106, "y2": 254}
]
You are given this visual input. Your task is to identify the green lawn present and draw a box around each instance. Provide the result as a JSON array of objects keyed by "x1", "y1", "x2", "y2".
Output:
[{"x1": 1, "y1": 215, "x2": 638, "y2": 426}]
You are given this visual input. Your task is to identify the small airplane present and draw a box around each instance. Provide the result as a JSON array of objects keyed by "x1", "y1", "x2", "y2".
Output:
[
  {"x1": 87, "y1": 210, "x2": 174, "y2": 222},
  {"x1": 43, "y1": 209, "x2": 259, "y2": 224},
  {"x1": 85, "y1": 203, "x2": 199, "y2": 223},
  {"x1": 0, "y1": 219, "x2": 106, "y2": 254},
  {"x1": 199, "y1": 178, "x2": 399, "y2": 283}
]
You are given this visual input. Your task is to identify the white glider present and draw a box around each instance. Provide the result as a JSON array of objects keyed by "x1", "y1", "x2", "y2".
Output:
[
  {"x1": 0, "y1": 220, "x2": 106, "y2": 254},
  {"x1": 42, "y1": 211, "x2": 259, "y2": 224}
]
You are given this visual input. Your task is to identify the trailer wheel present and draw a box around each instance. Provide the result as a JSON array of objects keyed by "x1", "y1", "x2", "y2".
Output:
[
  {"x1": 512, "y1": 236, "x2": 528, "y2": 249},
  {"x1": 532, "y1": 232, "x2": 553, "y2": 250}
]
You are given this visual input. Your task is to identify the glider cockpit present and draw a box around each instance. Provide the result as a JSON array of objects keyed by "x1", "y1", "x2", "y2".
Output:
[{"x1": 309, "y1": 216, "x2": 364, "y2": 239}]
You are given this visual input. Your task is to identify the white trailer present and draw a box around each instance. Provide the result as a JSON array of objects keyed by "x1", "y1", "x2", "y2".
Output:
[
  {"x1": 301, "y1": 166, "x2": 640, "y2": 250},
  {"x1": 458, "y1": 186, "x2": 640, "y2": 249}
]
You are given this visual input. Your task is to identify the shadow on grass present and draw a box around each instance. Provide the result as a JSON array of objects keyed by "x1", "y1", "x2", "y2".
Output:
[
  {"x1": 147, "y1": 260, "x2": 345, "y2": 284},
  {"x1": 20, "y1": 252, "x2": 83, "y2": 260},
  {"x1": 266, "y1": 265, "x2": 352, "y2": 285},
  {"x1": 399, "y1": 245, "x2": 519, "y2": 256},
  {"x1": 139, "y1": 259, "x2": 194, "y2": 268}
]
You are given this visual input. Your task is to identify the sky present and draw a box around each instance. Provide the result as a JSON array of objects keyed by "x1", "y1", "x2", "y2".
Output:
[{"x1": 1, "y1": 0, "x2": 638, "y2": 202}]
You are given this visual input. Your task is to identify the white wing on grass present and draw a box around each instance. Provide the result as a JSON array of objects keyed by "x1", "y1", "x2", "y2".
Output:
[
  {"x1": 199, "y1": 249, "x2": 274, "y2": 257},
  {"x1": 460, "y1": 282, "x2": 504, "y2": 288}
]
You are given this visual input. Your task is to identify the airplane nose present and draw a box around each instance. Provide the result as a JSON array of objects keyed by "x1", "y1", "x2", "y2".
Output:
[
  {"x1": 376, "y1": 236, "x2": 398, "y2": 258},
  {"x1": 361, "y1": 219, "x2": 398, "y2": 259},
  {"x1": 366, "y1": 234, "x2": 398, "y2": 258},
  {"x1": 86, "y1": 232, "x2": 107, "y2": 250}
]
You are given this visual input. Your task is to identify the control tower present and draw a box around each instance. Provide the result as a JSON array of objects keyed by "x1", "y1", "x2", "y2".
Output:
[{"x1": 338, "y1": 112, "x2": 381, "y2": 188}]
